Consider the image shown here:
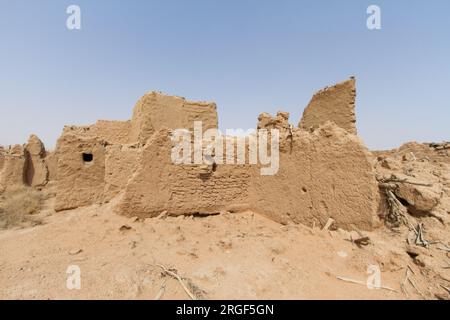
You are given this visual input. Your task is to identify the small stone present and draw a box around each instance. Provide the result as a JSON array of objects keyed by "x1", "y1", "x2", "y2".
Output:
[
  {"x1": 337, "y1": 251, "x2": 348, "y2": 258},
  {"x1": 119, "y1": 224, "x2": 132, "y2": 231}
]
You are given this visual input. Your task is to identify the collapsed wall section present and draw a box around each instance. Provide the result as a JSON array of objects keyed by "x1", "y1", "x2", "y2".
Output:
[
  {"x1": 55, "y1": 133, "x2": 106, "y2": 211},
  {"x1": 374, "y1": 141, "x2": 450, "y2": 164},
  {"x1": 299, "y1": 78, "x2": 357, "y2": 134}
]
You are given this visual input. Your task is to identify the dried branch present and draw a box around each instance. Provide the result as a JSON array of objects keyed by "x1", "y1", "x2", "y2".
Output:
[
  {"x1": 336, "y1": 276, "x2": 397, "y2": 292},
  {"x1": 156, "y1": 264, "x2": 197, "y2": 300}
]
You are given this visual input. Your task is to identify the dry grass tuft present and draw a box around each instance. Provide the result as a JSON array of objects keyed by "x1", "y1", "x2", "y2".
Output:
[{"x1": 0, "y1": 186, "x2": 43, "y2": 229}]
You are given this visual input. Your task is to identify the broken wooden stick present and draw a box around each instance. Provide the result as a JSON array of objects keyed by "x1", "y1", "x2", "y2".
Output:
[
  {"x1": 156, "y1": 264, "x2": 197, "y2": 300},
  {"x1": 436, "y1": 243, "x2": 450, "y2": 252},
  {"x1": 379, "y1": 177, "x2": 433, "y2": 187},
  {"x1": 408, "y1": 277, "x2": 425, "y2": 298},
  {"x1": 400, "y1": 268, "x2": 409, "y2": 297},
  {"x1": 322, "y1": 218, "x2": 335, "y2": 231},
  {"x1": 404, "y1": 267, "x2": 423, "y2": 298},
  {"x1": 415, "y1": 223, "x2": 429, "y2": 247},
  {"x1": 336, "y1": 276, "x2": 397, "y2": 292},
  {"x1": 156, "y1": 210, "x2": 168, "y2": 219},
  {"x1": 440, "y1": 285, "x2": 450, "y2": 294},
  {"x1": 385, "y1": 189, "x2": 413, "y2": 229}
]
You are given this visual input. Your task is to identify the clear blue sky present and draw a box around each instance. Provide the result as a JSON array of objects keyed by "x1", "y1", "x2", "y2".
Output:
[{"x1": 0, "y1": 0, "x2": 449, "y2": 150}]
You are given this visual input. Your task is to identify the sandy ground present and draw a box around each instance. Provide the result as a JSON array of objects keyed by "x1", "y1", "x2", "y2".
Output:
[{"x1": 2, "y1": 196, "x2": 449, "y2": 300}]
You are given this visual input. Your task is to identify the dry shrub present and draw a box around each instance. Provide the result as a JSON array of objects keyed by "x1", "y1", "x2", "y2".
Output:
[{"x1": 0, "y1": 186, "x2": 43, "y2": 229}]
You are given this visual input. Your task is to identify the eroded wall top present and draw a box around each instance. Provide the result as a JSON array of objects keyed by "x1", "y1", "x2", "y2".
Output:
[
  {"x1": 299, "y1": 78, "x2": 357, "y2": 135},
  {"x1": 129, "y1": 91, "x2": 218, "y2": 145}
]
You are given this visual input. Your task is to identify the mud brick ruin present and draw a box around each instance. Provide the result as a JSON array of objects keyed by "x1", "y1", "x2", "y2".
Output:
[{"x1": 2, "y1": 78, "x2": 447, "y2": 231}]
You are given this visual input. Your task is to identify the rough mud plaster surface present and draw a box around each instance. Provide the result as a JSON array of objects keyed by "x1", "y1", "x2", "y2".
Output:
[
  {"x1": 118, "y1": 123, "x2": 380, "y2": 230},
  {"x1": 129, "y1": 92, "x2": 218, "y2": 145},
  {"x1": 299, "y1": 78, "x2": 357, "y2": 135},
  {"x1": 44, "y1": 151, "x2": 58, "y2": 181},
  {"x1": 0, "y1": 145, "x2": 27, "y2": 190},
  {"x1": 62, "y1": 120, "x2": 131, "y2": 145},
  {"x1": 104, "y1": 144, "x2": 140, "y2": 201},
  {"x1": 250, "y1": 122, "x2": 380, "y2": 230},
  {"x1": 118, "y1": 129, "x2": 252, "y2": 218},
  {"x1": 25, "y1": 135, "x2": 49, "y2": 187},
  {"x1": 55, "y1": 134, "x2": 106, "y2": 211}
]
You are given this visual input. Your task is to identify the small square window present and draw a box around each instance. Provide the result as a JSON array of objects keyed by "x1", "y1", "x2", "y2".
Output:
[{"x1": 82, "y1": 153, "x2": 93, "y2": 162}]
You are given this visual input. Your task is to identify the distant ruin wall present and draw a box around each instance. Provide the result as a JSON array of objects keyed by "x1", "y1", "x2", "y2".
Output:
[
  {"x1": 0, "y1": 136, "x2": 52, "y2": 191},
  {"x1": 25, "y1": 135, "x2": 49, "y2": 187},
  {"x1": 299, "y1": 78, "x2": 357, "y2": 135},
  {"x1": 0, "y1": 146, "x2": 4, "y2": 172},
  {"x1": 0, "y1": 145, "x2": 27, "y2": 190}
]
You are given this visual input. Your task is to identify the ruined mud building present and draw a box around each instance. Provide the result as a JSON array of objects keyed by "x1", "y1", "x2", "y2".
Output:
[{"x1": 0, "y1": 78, "x2": 411, "y2": 230}]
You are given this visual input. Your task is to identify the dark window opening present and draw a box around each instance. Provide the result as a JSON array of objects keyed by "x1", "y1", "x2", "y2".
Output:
[{"x1": 82, "y1": 153, "x2": 93, "y2": 163}]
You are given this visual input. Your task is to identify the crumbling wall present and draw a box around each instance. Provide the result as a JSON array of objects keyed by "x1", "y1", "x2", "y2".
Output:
[
  {"x1": 0, "y1": 145, "x2": 27, "y2": 191},
  {"x1": 45, "y1": 151, "x2": 58, "y2": 181},
  {"x1": 374, "y1": 142, "x2": 449, "y2": 220},
  {"x1": 90, "y1": 120, "x2": 131, "y2": 145},
  {"x1": 252, "y1": 116, "x2": 380, "y2": 230},
  {"x1": 258, "y1": 111, "x2": 291, "y2": 136},
  {"x1": 62, "y1": 120, "x2": 131, "y2": 145},
  {"x1": 373, "y1": 141, "x2": 450, "y2": 164},
  {"x1": 104, "y1": 144, "x2": 140, "y2": 201},
  {"x1": 118, "y1": 129, "x2": 252, "y2": 217},
  {"x1": 55, "y1": 133, "x2": 106, "y2": 211},
  {"x1": 117, "y1": 122, "x2": 380, "y2": 230},
  {"x1": 25, "y1": 135, "x2": 49, "y2": 187},
  {"x1": 16, "y1": 80, "x2": 383, "y2": 230},
  {"x1": 129, "y1": 92, "x2": 218, "y2": 145},
  {"x1": 299, "y1": 78, "x2": 357, "y2": 135}
]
